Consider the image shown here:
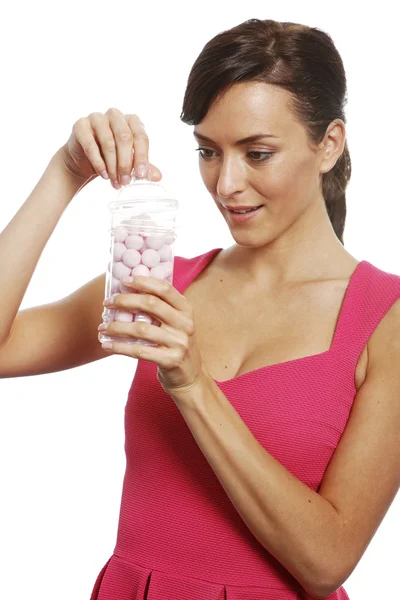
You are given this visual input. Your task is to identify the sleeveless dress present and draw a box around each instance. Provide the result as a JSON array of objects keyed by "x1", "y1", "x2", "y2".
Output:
[{"x1": 90, "y1": 248, "x2": 400, "y2": 600}]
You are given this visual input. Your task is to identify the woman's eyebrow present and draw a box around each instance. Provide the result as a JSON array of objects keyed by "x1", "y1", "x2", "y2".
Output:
[{"x1": 193, "y1": 131, "x2": 279, "y2": 145}]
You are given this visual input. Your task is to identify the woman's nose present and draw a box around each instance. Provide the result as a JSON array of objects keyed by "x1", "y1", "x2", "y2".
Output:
[{"x1": 216, "y1": 159, "x2": 246, "y2": 198}]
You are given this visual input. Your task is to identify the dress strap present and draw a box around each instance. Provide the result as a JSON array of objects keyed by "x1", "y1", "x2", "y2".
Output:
[
  {"x1": 330, "y1": 260, "x2": 400, "y2": 368},
  {"x1": 172, "y1": 248, "x2": 223, "y2": 295}
]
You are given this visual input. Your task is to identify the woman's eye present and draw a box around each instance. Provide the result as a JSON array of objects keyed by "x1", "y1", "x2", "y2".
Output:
[
  {"x1": 195, "y1": 148, "x2": 273, "y2": 162},
  {"x1": 196, "y1": 148, "x2": 215, "y2": 160},
  {"x1": 247, "y1": 151, "x2": 274, "y2": 162}
]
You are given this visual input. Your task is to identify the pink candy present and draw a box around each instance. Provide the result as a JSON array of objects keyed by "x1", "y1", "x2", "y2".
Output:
[
  {"x1": 132, "y1": 264, "x2": 150, "y2": 277},
  {"x1": 125, "y1": 234, "x2": 144, "y2": 250},
  {"x1": 146, "y1": 234, "x2": 165, "y2": 250},
  {"x1": 111, "y1": 276, "x2": 121, "y2": 294},
  {"x1": 141, "y1": 248, "x2": 160, "y2": 268},
  {"x1": 122, "y1": 248, "x2": 141, "y2": 268},
  {"x1": 115, "y1": 310, "x2": 133, "y2": 323},
  {"x1": 104, "y1": 222, "x2": 175, "y2": 331},
  {"x1": 158, "y1": 244, "x2": 172, "y2": 262},
  {"x1": 113, "y1": 227, "x2": 129, "y2": 243},
  {"x1": 150, "y1": 263, "x2": 167, "y2": 279},
  {"x1": 113, "y1": 242, "x2": 126, "y2": 261},
  {"x1": 112, "y1": 261, "x2": 131, "y2": 279},
  {"x1": 134, "y1": 312, "x2": 152, "y2": 324}
]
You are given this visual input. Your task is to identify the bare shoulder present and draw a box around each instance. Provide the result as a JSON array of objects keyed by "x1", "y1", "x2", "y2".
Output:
[{"x1": 366, "y1": 294, "x2": 400, "y2": 372}]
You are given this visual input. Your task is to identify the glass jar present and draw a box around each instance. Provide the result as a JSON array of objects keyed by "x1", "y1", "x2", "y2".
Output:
[{"x1": 98, "y1": 175, "x2": 179, "y2": 347}]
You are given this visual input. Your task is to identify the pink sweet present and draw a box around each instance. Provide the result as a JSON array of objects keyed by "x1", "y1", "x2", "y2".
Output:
[
  {"x1": 150, "y1": 263, "x2": 167, "y2": 279},
  {"x1": 113, "y1": 261, "x2": 131, "y2": 279},
  {"x1": 115, "y1": 310, "x2": 133, "y2": 322},
  {"x1": 111, "y1": 276, "x2": 121, "y2": 294},
  {"x1": 163, "y1": 261, "x2": 174, "y2": 283},
  {"x1": 122, "y1": 249, "x2": 141, "y2": 268},
  {"x1": 113, "y1": 242, "x2": 127, "y2": 262},
  {"x1": 132, "y1": 264, "x2": 150, "y2": 277},
  {"x1": 134, "y1": 312, "x2": 152, "y2": 324},
  {"x1": 141, "y1": 248, "x2": 161, "y2": 268},
  {"x1": 125, "y1": 234, "x2": 144, "y2": 251},
  {"x1": 163, "y1": 261, "x2": 173, "y2": 278},
  {"x1": 146, "y1": 234, "x2": 165, "y2": 250},
  {"x1": 113, "y1": 227, "x2": 128, "y2": 243},
  {"x1": 158, "y1": 244, "x2": 172, "y2": 262}
]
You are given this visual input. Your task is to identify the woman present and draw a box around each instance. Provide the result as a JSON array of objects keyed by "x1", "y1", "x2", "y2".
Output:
[{"x1": 1, "y1": 18, "x2": 399, "y2": 600}]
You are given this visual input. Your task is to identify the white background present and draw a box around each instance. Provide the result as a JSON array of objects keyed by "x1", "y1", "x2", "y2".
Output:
[{"x1": 0, "y1": 1, "x2": 398, "y2": 598}]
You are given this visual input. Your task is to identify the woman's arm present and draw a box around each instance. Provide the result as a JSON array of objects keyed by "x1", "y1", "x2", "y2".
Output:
[
  {"x1": 173, "y1": 377, "x2": 342, "y2": 599},
  {"x1": 171, "y1": 298, "x2": 400, "y2": 598}
]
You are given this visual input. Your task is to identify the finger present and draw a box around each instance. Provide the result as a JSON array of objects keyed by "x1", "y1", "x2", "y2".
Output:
[
  {"x1": 73, "y1": 117, "x2": 108, "y2": 178},
  {"x1": 124, "y1": 114, "x2": 150, "y2": 179},
  {"x1": 107, "y1": 108, "x2": 134, "y2": 186},
  {"x1": 100, "y1": 319, "x2": 178, "y2": 348},
  {"x1": 89, "y1": 111, "x2": 118, "y2": 185},
  {"x1": 109, "y1": 291, "x2": 181, "y2": 330},
  {"x1": 124, "y1": 276, "x2": 190, "y2": 314},
  {"x1": 133, "y1": 159, "x2": 163, "y2": 181},
  {"x1": 146, "y1": 163, "x2": 163, "y2": 181},
  {"x1": 101, "y1": 337, "x2": 174, "y2": 368},
  {"x1": 106, "y1": 286, "x2": 192, "y2": 334}
]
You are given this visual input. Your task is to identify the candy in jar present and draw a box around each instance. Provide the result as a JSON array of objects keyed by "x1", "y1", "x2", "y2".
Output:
[{"x1": 99, "y1": 176, "x2": 179, "y2": 347}]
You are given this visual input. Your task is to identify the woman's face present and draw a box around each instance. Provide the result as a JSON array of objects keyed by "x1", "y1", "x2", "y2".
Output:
[{"x1": 194, "y1": 81, "x2": 331, "y2": 248}]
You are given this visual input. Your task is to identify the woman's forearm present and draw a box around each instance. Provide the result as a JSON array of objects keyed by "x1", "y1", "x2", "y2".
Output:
[{"x1": 171, "y1": 377, "x2": 344, "y2": 599}]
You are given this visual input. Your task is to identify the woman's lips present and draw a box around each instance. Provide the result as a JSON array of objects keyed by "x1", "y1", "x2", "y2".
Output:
[{"x1": 225, "y1": 205, "x2": 263, "y2": 223}]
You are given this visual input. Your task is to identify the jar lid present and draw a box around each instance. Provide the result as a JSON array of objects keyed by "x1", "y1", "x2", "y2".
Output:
[{"x1": 109, "y1": 174, "x2": 176, "y2": 208}]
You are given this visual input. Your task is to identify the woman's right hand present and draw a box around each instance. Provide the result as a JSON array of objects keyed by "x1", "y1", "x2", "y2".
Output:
[{"x1": 60, "y1": 108, "x2": 162, "y2": 189}]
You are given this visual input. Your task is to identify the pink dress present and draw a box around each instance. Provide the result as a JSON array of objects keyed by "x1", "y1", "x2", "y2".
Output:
[{"x1": 90, "y1": 248, "x2": 400, "y2": 600}]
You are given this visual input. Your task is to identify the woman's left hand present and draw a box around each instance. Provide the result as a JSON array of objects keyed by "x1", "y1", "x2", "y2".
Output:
[{"x1": 98, "y1": 275, "x2": 211, "y2": 397}]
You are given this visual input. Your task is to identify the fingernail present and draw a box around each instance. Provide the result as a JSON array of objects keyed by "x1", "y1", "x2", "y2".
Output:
[
  {"x1": 121, "y1": 175, "x2": 131, "y2": 186},
  {"x1": 100, "y1": 170, "x2": 109, "y2": 180},
  {"x1": 103, "y1": 295, "x2": 116, "y2": 305},
  {"x1": 113, "y1": 180, "x2": 122, "y2": 190},
  {"x1": 101, "y1": 342, "x2": 113, "y2": 350},
  {"x1": 136, "y1": 164, "x2": 147, "y2": 178}
]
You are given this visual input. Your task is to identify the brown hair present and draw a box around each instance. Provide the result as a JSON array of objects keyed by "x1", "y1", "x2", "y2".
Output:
[{"x1": 180, "y1": 18, "x2": 351, "y2": 245}]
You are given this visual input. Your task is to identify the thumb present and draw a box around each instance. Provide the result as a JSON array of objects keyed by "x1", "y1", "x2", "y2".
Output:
[
  {"x1": 132, "y1": 164, "x2": 162, "y2": 181},
  {"x1": 148, "y1": 164, "x2": 163, "y2": 181}
]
